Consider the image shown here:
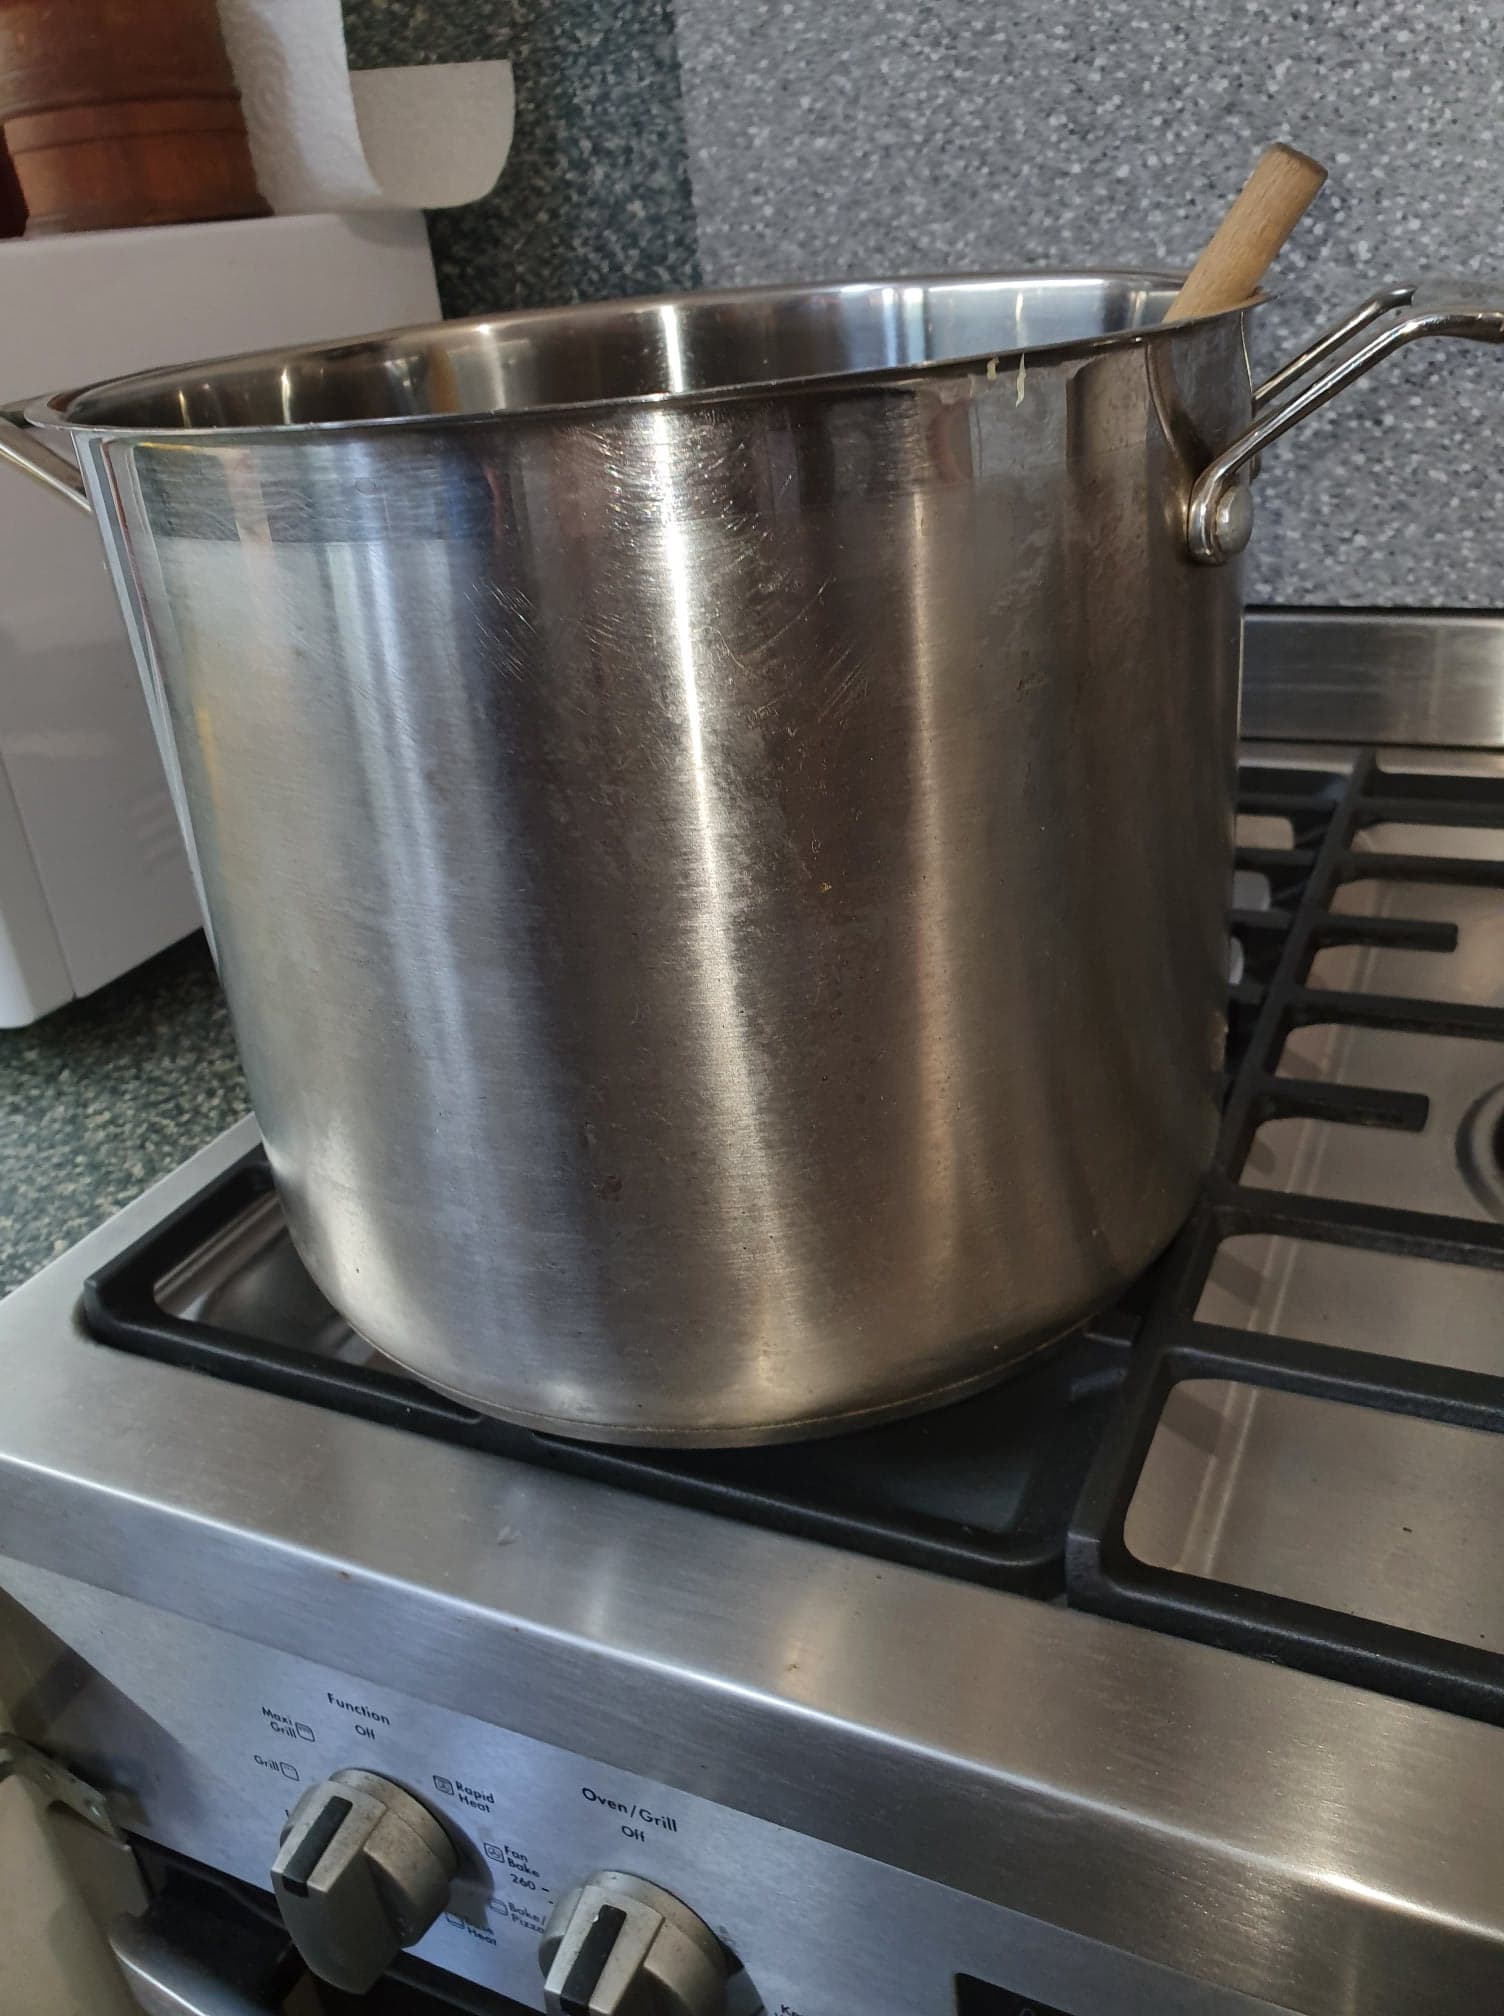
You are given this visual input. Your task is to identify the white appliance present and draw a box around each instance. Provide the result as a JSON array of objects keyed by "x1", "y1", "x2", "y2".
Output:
[{"x1": 0, "y1": 209, "x2": 441, "y2": 1025}]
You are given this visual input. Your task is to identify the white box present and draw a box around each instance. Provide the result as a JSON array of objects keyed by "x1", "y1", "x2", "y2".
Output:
[{"x1": 0, "y1": 210, "x2": 442, "y2": 1024}]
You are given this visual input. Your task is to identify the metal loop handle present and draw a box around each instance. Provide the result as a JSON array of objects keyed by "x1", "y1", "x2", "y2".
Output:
[
  {"x1": 1188, "y1": 282, "x2": 1504, "y2": 563},
  {"x1": 1251, "y1": 283, "x2": 1417, "y2": 409},
  {"x1": 0, "y1": 400, "x2": 91, "y2": 512}
]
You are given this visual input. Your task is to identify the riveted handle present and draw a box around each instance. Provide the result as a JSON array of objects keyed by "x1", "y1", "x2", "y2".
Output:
[
  {"x1": 0, "y1": 400, "x2": 91, "y2": 512},
  {"x1": 1188, "y1": 282, "x2": 1504, "y2": 562}
]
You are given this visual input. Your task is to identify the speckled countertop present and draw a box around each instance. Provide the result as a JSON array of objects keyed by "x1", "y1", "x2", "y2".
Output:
[
  {"x1": 0, "y1": 938, "x2": 246, "y2": 1296},
  {"x1": 341, "y1": 0, "x2": 700, "y2": 316}
]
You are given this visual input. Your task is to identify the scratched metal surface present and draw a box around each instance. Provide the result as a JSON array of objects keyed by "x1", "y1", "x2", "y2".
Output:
[{"x1": 68, "y1": 275, "x2": 1243, "y2": 1444}]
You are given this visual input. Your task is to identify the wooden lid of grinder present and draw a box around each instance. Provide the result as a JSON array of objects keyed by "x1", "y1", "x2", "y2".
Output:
[{"x1": 1165, "y1": 143, "x2": 1328, "y2": 322}]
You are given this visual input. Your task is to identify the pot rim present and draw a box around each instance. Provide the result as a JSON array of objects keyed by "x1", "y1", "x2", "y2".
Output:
[{"x1": 31, "y1": 266, "x2": 1265, "y2": 442}]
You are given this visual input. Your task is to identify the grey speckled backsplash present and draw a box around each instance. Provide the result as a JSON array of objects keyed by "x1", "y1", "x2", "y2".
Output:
[
  {"x1": 345, "y1": 0, "x2": 1504, "y2": 607},
  {"x1": 675, "y1": 0, "x2": 1504, "y2": 607}
]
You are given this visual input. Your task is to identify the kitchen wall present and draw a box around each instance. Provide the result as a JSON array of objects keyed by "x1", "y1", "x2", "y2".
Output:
[{"x1": 348, "y1": 0, "x2": 1504, "y2": 607}]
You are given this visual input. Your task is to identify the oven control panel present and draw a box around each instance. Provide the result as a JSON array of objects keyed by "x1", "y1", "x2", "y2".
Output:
[{"x1": 2, "y1": 1557, "x2": 1239, "y2": 2016}]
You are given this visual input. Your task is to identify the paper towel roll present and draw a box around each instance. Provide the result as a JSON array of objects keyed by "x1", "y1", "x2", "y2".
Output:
[{"x1": 217, "y1": 0, "x2": 513, "y2": 215}]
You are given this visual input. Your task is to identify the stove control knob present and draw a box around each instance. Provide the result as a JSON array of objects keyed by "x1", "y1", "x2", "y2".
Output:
[
  {"x1": 540, "y1": 1871, "x2": 732, "y2": 2015},
  {"x1": 270, "y1": 1767, "x2": 458, "y2": 1994}
]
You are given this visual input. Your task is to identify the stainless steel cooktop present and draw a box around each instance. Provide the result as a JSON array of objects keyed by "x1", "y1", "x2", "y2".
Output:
[
  {"x1": 4, "y1": 610, "x2": 1504, "y2": 2016},
  {"x1": 1130, "y1": 746, "x2": 1504, "y2": 1662}
]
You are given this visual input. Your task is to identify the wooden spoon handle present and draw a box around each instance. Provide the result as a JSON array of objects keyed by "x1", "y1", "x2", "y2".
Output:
[{"x1": 1165, "y1": 143, "x2": 1327, "y2": 322}]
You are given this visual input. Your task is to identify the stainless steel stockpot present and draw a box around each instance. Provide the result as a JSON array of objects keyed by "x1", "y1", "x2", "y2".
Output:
[{"x1": 5, "y1": 273, "x2": 1499, "y2": 1442}]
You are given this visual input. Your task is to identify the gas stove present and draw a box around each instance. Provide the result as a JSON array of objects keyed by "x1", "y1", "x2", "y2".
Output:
[{"x1": 4, "y1": 611, "x2": 1504, "y2": 2015}]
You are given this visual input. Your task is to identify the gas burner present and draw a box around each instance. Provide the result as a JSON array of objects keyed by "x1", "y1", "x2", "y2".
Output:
[
  {"x1": 69, "y1": 757, "x2": 1327, "y2": 1608},
  {"x1": 82, "y1": 1144, "x2": 1129, "y2": 1598},
  {"x1": 75, "y1": 752, "x2": 1504, "y2": 1729}
]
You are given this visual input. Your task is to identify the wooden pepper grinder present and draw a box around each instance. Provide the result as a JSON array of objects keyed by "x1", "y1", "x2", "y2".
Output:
[{"x1": 0, "y1": 0, "x2": 268, "y2": 234}]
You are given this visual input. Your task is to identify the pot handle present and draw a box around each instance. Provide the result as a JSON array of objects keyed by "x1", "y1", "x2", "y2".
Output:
[
  {"x1": 0, "y1": 401, "x2": 92, "y2": 513},
  {"x1": 1187, "y1": 282, "x2": 1504, "y2": 562}
]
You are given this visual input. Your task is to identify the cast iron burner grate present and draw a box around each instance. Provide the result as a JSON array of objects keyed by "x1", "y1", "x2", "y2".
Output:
[
  {"x1": 82, "y1": 1131, "x2": 1133, "y2": 1600},
  {"x1": 1070, "y1": 750, "x2": 1504, "y2": 1726},
  {"x1": 83, "y1": 762, "x2": 1334, "y2": 1607}
]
